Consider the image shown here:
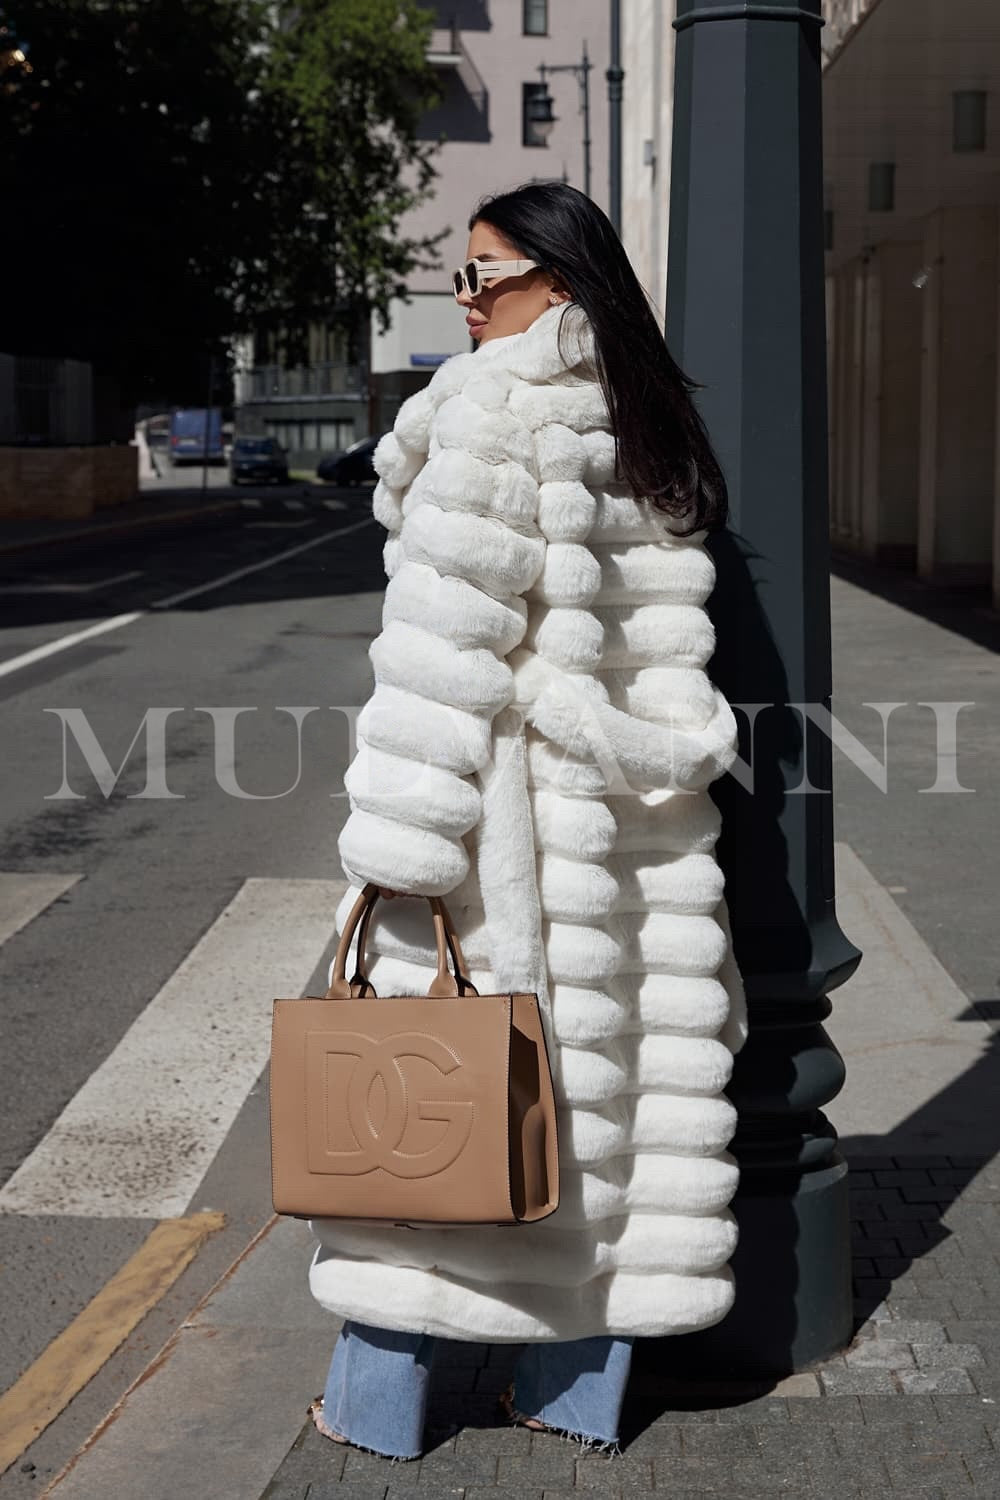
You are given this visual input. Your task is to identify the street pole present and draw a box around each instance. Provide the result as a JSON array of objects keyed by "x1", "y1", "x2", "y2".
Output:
[
  {"x1": 581, "y1": 41, "x2": 592, "y2": 201},
  {"x1": 658, "y1": 0, "x2": 861, "y2": 1375},
  {"x1": 606, "y1": 0, "x2": 623, "y2": 233},
  {"x1": 538, "y1": 45, "x2": 593, "y2": 201},
  {"x1": 201, "y1": 352, "x2": 214, "y2": 501}
]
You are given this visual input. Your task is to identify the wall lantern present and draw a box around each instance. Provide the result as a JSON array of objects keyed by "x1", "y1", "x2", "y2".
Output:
[{"x1": 525, "y1": 85, "x2": 557, "y2": 144}]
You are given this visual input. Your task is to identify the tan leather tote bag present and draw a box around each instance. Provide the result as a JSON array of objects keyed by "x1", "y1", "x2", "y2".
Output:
[{"x1": 269, "y1": 881, "x2": 560, "y2": 1227}]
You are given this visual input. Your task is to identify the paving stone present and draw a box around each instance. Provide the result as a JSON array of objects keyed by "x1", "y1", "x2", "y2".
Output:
[
  {"x1": 454, "y1": 1423, "x2": 531, "y2": 1455},
  {"x1": 876, "y1": 1320, "x2": 947, "y2": 1344},
  {"x1": 769, "y1": 1372, "x2": 821, "y2": 1396},
  {"x1": 464, "y1": 1490, "x2": 544, "y2": 1500},
  {"x1": 959, "y1": 1449, "x2": 1000, "y2": 1487},
  {"x1": 852, "y1": 1239, "x2": 901, "y2": 1257},
  {"x1": 818, "y1": 1364, "x2": 898, "y2": 1394},
  {"x1": 714, "y1": 1396, "x2": 791, "y2": 1423},
  {"x1": 307, "y1": 1488, "x2": 390, "y2": 1500},
  {"x1": 575, "y1": 1454, "x2": 654, "y2": 1488},
  {"x1": 383, "y1": 1489, "x2": 464, "y2": 1500},
  {"x1": 896, "y1": 1367, "x2": 978, "y2": 1395},
  {"x1": 874, "y1": 1256, "x2": 913, "y2": 1277},
  {"x1": 913, "y1": 1341, "x2": 986, "y2": 1369},
  {"x1": 497, "y1": 1452, "x2": 576, "y2": 1486},
  {"x1": 845, "y1": 1339, "x2": 916, "y2": 1367},
  {"x1": 409, "y1": 1451, "x2": 498, "y2": 1484},
  {"x1": 614, "y1": 1419, "x2": 683, "y2": 1455},
  {"x1": 884, "y1": 1452, "x2": 976, "y2": 1490},
  {"x1": 875, "y1": 1169, "x2": 934, "y2": 1186},
  {"x1": 859, "y1": 1394, "x2": 942, "y2": 1424},
  {"x1": 787, "y1": 1394, "x2": 865, "y2": 1422}
]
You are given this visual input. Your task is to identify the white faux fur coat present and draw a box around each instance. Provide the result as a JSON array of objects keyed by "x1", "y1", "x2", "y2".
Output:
[{"x1": 310, "y1": 300, "x2": 748, "y2": 1342}]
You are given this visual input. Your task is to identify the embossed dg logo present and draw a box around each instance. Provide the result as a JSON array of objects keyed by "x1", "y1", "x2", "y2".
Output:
[{"x1": 306, "y1": 1030, "x2": 474, "y2": 1179}]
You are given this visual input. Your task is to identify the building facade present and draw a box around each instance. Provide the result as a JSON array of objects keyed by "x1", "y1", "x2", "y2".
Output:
[
  {"x1": 619, "y1": 0, "x2": 675, "y2": 328},
  {"x1": 370, "y1": 0, "x2": 611, "y2": 430},
  {"x1": 822, "y1": 0, "x2": 1000, "y2": 606}
]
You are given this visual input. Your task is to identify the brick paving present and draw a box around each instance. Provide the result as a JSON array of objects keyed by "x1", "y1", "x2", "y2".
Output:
[{"x1": 261, "y1": 1153, "x2": 1000, "y2": 1498}]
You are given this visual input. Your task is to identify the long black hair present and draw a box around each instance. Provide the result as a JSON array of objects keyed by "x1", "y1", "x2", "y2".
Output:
[{"x1": 469, "y1": 181, "x2": 728, "y2": 536}]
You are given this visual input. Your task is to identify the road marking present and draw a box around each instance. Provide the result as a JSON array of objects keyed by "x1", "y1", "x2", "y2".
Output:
[
  {"x1": 322, "y1": 498, "x2": 347, "y2": 511},
  {"x1": 149, "y1": 515, "x2": 375, "y2": 609},
  {"x1": 0, "y1": 613, "x2": 145, "y2": 681},
  {"x1": 0, "y1": 872, "x2": 83, "y2": 946},
  {"x1": 239, "y1": 497, "x2": 263, "y2": 508},
  {"x1": 245, "y1": 518, "x2": 312, "y2": 530},
  {"x1": 0, "y1": 517, "x2": 376, "y2": 675},
  {"x1": 1, "y1": 571, "x2": 144, "y2": 596},
  {"x1": 0, "y1": 1212, "x2": 225, "y2": 1477},
  {"x1": 0, "y1": 877, "x2": 346, "y2": 1218},
  {"x1": 284, "y1": 498, "x2": 305, "y2": 511}
]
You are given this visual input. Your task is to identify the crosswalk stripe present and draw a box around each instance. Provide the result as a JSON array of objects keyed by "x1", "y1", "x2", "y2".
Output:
[
  {"x1": 239, "y1": 497, "x2": 263, "y2": 508},
  {"x1": 322, "y1": 498, "x2": 347, "y2": 511},
  {"x1": 284, "y1": 498, "x2": 305, "y2": 510},
  {"x1": 0, "y1": 872, "x2": 82, "y2": 946},
  {"x1": 0, "y1": 878, "x2": 346, "y2": 1220}
]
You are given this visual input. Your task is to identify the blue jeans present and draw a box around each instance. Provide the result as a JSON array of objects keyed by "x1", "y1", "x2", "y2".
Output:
[{"x1": 321, "y1": 1319, "x2": 634, "y2": 1460}]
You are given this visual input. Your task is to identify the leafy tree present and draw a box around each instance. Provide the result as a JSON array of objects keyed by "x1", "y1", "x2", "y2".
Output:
[
  {"x1": 1, "y1": 0, "x2": 443, "y2": 403},
  {"x1": 259, "y1": 0, "x2": 446, "y2": 366}
]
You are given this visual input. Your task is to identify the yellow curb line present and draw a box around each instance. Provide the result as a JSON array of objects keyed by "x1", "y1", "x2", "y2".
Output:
[{"x1": 0, "y1": 1211, "x2": 225, "y2": 1477}]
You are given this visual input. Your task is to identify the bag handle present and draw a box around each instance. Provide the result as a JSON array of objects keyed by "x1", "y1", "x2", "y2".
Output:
[{"x1": 325, "y1": 881, "x2": 478, "y2": 999}]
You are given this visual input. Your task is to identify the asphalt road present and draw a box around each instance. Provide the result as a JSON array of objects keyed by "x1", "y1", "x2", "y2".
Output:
[{"x1": 0, "y1": 486, "x2": 384, "y2": 1494}]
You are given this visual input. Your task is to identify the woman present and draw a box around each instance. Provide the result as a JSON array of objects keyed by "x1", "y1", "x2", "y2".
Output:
[{"x1": 307, "y1": 181, "x2": 747, "y2": 1461}]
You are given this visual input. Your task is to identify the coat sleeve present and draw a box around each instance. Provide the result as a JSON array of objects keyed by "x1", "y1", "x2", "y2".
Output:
[{"x1": 337, "y1": 375, "x2": 546, "y2": 897}]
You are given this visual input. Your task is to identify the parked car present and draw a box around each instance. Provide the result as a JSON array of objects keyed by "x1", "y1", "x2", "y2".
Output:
[
  {"x1": 169, "y1": 407, "x2": 225, "y2": 466},
  {"x1": 229, "y1": 436, "x2": 290, "y2": 485},
  {"x1": 316, "y1": 435, "x2": 379, "y2": 486}
]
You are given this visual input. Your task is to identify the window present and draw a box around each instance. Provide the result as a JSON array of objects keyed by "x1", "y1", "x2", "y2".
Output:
[
  {"x1": 523, "y1": 81, "x2": 549, "y2": 148},
  {"x1": 523, "y1": 0, "x2": 548, "y2": 35}
]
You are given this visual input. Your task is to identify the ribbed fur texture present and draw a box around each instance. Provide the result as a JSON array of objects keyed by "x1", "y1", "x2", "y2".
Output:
[{"x1": 314, "y1": 302, "x2": 748, "y2": 1342}]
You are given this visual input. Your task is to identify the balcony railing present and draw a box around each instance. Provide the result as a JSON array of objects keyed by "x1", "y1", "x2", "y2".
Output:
[{"x1": 240, "y1": 362, "x2": 363, "y2": 403}]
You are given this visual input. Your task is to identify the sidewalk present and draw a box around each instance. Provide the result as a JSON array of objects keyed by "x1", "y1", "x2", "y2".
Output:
[
  {"x1": 35, "y1": 564, "x2": 1000, "y2": 1499},
  {"x1": 38, "y1": 838, "x2": 1000, "y2": 1500},
  {"x1": 0, "y1": 489, "x2": 241, "y2": 558}
]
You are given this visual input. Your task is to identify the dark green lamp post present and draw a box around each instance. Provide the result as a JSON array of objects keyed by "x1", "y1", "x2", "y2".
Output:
[{"x1": 661, "y1": 0, "x2": 863, "y2": 1375}]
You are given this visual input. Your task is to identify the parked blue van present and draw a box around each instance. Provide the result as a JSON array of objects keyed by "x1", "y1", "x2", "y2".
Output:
[{"x1": 169, "y1": 408, "x2": 225, "y2": 466}]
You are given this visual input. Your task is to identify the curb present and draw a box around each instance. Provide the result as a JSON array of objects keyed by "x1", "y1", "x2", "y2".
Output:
[{"x1": 0, "y1": 499, "x2": 243, "y2": 559}]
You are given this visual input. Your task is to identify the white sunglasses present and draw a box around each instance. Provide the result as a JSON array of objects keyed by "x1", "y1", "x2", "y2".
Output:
[{"x1": 452, "y1": 257, "x2": 539, "y2": 300}]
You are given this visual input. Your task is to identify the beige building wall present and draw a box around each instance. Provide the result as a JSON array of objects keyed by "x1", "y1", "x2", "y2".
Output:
[
  {"x1": 372, "y1": 1, "x2": 610, "y2": 378},
  {"x1": 619, "y1": 0, "x2": 676, "y2": 326},
  {"x1": 822, "y1": 0, "x2": 1000, "y2": 606}
]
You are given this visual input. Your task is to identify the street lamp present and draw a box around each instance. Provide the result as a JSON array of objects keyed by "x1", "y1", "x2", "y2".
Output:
[
  {"x1": 529, "y1": 42, "x2": 593, "y2": 199},
  {"x1": 659, "y1": 0, "x2": 861, "y2": 1376}
]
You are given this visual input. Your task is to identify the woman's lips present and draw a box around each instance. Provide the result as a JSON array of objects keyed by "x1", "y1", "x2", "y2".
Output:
[{"x1": 466, "y1": 316, "x2": 488, "y2": 331}]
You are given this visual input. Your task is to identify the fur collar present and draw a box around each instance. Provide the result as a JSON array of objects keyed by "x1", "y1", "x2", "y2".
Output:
[{"x1": 423, "y1": 302, "x2": 598, "y2": 404}]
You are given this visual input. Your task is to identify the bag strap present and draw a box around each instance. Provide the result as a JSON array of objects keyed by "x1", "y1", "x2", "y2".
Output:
[{"x1": 325, "y1": 882, "x2": 478, "y2": 999}]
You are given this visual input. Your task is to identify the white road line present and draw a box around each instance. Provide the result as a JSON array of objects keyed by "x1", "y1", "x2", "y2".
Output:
[
  {"x1": 239, "y1": 497, "x2": 263, "y2": 508},
  {"x1": 245, "y1": 518, "x2": 312, "y2": 530},
  {"x1": 0, "y1": 613, "x2": 146, "y2": 680},
  {"x1": 0, "y1": 872, "x2": 83, "y2": 946},
  {"x1": 0, "y1": 877, "x2": 346, "y2": 1219},
  {"x1": 149, "y1": 515, "x2": 375, "y2": 609},
  {"x1": 322, "y1": 499, "x2": 347, "y2": 511},
  {"x1": 0, "y1": 517, "x2": 377, "y2": 676},
  {"x1": 284, "y1": 498, "x2": 306, "y2": 511}
]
